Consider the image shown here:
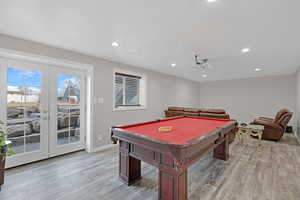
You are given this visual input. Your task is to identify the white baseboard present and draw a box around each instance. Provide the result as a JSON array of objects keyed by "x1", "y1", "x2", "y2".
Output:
[{"x1": 92, "y1": 144, "x2": 116, "y2": 153}]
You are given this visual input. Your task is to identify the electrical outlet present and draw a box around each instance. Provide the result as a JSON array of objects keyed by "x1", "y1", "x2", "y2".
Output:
[
  {"x1": 94, "y1": 97, "x2": 104, "y2": 104},
  {"x1": 99, "y1": 97, "x2": 104, "y2": 104}
]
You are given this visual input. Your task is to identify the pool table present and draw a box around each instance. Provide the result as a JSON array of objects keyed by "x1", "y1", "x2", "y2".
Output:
[{"x1": 111, "y1": 116, "x2": 237, "y2": 200}]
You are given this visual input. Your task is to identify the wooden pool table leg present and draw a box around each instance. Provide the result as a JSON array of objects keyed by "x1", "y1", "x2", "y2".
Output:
[
  {"x1": 119, "y1": 141, "x2": 141, "y2": 185},
  {"x1": 213, "y1": 134, "x2": 229, "y2": 161},
  {"x1": 158, "y1": 168, "x2": 188, "y2": 200}
]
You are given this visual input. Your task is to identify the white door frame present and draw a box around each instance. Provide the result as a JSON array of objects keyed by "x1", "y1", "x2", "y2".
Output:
[{"x1": 0, "y1": 48, "x2": 94, "y2": 156}]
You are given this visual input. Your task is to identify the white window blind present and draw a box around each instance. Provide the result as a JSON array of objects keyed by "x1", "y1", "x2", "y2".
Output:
[{"x1": 114, "y1": 73, "x2": 141, "y2": 107}]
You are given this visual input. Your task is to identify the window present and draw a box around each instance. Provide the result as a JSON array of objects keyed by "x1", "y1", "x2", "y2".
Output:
[{"x1": 113, "y1": 70, "x2": 146, "y2": 110}]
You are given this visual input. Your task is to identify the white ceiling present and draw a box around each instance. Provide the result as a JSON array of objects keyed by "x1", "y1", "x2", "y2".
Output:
[{"x1": 0, "y1": 0, "x2": 300, "y2": 82}]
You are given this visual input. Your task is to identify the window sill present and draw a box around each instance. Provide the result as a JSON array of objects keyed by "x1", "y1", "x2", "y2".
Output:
[{"x1": 113, "y1": 105, "x2": 147, "y2": 111}]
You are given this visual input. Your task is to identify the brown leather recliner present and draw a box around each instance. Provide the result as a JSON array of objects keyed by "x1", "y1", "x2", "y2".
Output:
[{"x1": 251, "y1": 109, "x2": 293, "y2": 141}]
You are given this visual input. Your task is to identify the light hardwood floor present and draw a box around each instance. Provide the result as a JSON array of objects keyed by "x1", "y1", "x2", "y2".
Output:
[{"x1": 1, "y1": 135, "x2": 300, "y2": 200}]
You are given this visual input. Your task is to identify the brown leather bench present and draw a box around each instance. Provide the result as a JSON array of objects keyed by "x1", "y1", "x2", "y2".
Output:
[{"x1": 165, "y1": 107, "x2": 230, "y2": 119}]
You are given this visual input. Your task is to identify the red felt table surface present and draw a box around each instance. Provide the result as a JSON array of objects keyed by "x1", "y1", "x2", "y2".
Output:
[{"x1": 118, "y1": 116, "x2": 231, "y2": 144}]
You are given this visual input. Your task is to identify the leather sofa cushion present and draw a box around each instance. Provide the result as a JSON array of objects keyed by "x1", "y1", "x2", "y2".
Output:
[
  {"x1": 274, "y1": 112, "x2": 293, "y2": 127},
  {"x1": 168, "y1": 107, "x2": 184, "y2": 111},
  {"x1": 274, "y1": 109, "x2": 290, "y2": 122},
  {"x1": 183, "y1": 108, "x2": 200, "y2": 113},
  {"x1": 253, "y1": 119, "x2": 282, "y2": 130},
  {"x1": 199, "y1": 108, "x2": 226, "y2": 114},
  {"x1": 165, "y1": 110, "x2": 184, "y2": 117},
  {"x1": 257, "y1": 117, "x2": 274, "y2": 122},
  {"x1": 199, "y1": 113, "x2": 230, "y2": 119},
  {"x1": 182, "y1": 112, "x2": 199, "y2": 116}
]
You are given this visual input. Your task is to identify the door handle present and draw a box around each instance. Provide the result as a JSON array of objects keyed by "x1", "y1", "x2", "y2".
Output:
[{"x1": 43, "y1": 110, "x2": 49, "y2": 120}]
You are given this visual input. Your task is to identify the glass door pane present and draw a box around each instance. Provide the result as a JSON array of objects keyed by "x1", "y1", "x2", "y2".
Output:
[
  {"x1": 56, "y1": 74, "x2": 81, "y2": 146},
  {"x1": 6, "y1": 67, "x2": 42, "y2": 154}
]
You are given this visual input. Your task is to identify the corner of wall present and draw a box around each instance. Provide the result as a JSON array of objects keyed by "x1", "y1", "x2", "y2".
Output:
[
  {"x1": 198, "y1": 82, "x2": 201, "y2": 108},
  {"x1": 296, "y1": 128, "x2": 300, "y2": 144},
  {"x1": 295, "y1": 66, "x2": 300, "y2": 144}
]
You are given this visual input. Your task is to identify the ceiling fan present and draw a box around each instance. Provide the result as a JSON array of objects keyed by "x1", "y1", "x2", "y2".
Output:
[{"x1": 194, "y1": 54, "x2": 213, "y2": 71}]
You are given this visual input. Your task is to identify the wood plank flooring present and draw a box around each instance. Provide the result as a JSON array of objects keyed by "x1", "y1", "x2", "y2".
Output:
[{"x1": 1, "y1": 135, "x2": 299, "y2": 200}]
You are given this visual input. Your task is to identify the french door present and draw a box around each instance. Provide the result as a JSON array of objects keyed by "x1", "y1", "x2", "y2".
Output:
[
  {"x1": 0, "y1": 59, "x2": 86, "y2": 168},
  {"x1": 49, "y1": 67, "x2": 85, "y2": 157}
]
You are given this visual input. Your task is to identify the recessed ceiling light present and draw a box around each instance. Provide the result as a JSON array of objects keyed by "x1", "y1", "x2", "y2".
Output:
[
  {"x1": 202, "y1": 74, "x2": 208, "y2": 78},
  {"x1": 171, "y1": 63, "x2": 176, "y2": 67},
  {"x1": 241, "y1": 48, "x2": 250, "y2": 53},
  {"x1": 254, "y1": 67, "x2": 262, "y2": 72},
  {"x1": 207, "y1": 0, "x2": 216, "y2": 2},
  {"x1": 112, "y1": 42, "x2": 119, "y2": 47}
]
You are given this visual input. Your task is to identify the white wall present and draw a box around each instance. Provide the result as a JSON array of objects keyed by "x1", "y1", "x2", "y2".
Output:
[
  {"x1": 199, "y1": 74, "x2": 297, "y2": 127},
  {"x1": 1, "y1": 33, "x2": 298, "y2": 149},
  {"x1": 0, "y1": 34, "x2": 200, "y2": 149}
]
